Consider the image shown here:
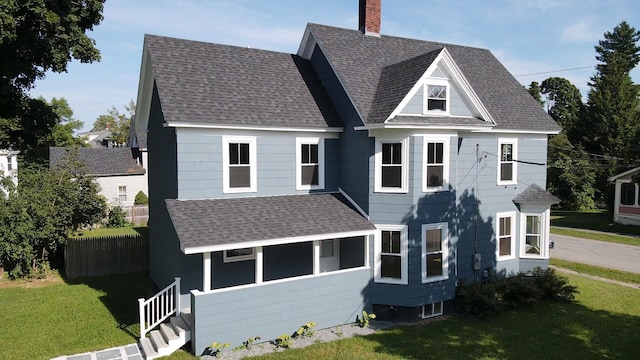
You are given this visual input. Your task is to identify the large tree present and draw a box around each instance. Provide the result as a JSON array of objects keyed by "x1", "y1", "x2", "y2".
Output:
[
  {"x1": 584, "y1": 21, "x2": 640, "y2": 208},
  {"x1": 0, "y1": 0, "x2": 104, "y2": 162},
  {"x1": 540, "y1": 77, "x2": 585, "y2": 143},
  {"x1": 91, "y1": 100, "x2": 136, "y2": 146}
]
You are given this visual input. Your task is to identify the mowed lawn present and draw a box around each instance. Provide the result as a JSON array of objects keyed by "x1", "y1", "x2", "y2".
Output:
[{"x1": 1, "y1": 270, "x2": 638, "y2": 360}]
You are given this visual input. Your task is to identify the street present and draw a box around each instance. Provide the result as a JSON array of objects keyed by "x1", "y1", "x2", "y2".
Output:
[{"x1": 550, "y1": 234, "x2": 640, "y2": 274}]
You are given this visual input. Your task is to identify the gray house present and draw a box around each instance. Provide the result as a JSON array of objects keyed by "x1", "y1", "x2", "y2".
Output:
[{"x1": 132, "y1": 0, "x2": 560, "y2": 357}]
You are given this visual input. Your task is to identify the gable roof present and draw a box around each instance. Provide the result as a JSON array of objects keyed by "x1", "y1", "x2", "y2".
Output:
[
  {"x1": 166, "y1": 193, "x2": 376, "y2": 254},
  {"x1": 512, "y1": 184, "x2": 561, "y2": 204},
  {"x1": 306, "y1": 23, "x2": 560, "y2": 132},
  {"x1": 144, "y1": 34, "x2": 342, "y2": 129},
  {"x1": 49, "y1": 147, "x2": 146, "y2": 176},
  {"x1": 608, "y1": 166, "x2": 640, "y2": 182}
]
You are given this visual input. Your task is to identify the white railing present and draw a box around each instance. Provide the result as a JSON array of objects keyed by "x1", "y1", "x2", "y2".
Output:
[{"x1": 138, "y1": 277, "x2": 181, "y2": 338}]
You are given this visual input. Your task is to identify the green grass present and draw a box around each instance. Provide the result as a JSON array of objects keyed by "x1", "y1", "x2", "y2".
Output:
[
  {"x1": 551, "y1": 258, "x2": 640, "y2": 285},
  {"x1": 550, "y1": 227, "x2": 640, "y2": 246},
  {"x1": 551, "y1": 210, "x2": 640, "y2": 235},
  {"x1": 252, "y1": 273, "x2": 640, "y2": 359},
  {"x1": 71, "y1": 226, "x2": 148, "y2": 239},
  {"x1": 0, "y1": 272, "x2": 154, "y2": 360}
]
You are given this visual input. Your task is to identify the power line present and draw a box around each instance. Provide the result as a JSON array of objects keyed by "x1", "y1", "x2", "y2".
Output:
[{"x1": 514, "y1": 65, "x2": 595, "y2": 77}]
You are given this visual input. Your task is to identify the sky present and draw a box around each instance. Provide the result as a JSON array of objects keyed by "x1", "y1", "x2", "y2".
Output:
[{"x1": 30, "y1": 0, "x2": 640, "y2": 133}]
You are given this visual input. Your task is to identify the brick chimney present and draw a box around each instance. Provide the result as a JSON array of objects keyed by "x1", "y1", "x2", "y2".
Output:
[{"x1": 359, "y1": 0, "x2": 381, "y2": 36}]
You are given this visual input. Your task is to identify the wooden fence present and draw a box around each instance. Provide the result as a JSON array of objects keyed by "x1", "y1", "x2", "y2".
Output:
[
  {"x1": 65, "y1": 234, "x2": 148, "y2": 279},
  {"x1": 124, "y1": 205, "x2": 149, "y2": 226}
]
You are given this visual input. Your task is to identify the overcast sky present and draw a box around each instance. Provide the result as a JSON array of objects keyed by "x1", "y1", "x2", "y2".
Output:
[{"x1": 29, "y1": 0, "x2": 640, "y2": 132}]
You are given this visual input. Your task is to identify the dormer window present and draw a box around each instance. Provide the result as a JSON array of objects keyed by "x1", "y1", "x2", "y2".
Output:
[{"x1": 427, "y1": 85, "x2": 447, "y2": 111}]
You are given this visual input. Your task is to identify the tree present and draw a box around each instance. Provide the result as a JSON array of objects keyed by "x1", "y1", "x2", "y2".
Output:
[
  {"x1": 0, "y1": 0, "x2": 104, "y2": 162},
  {"x1": 540, "y1": 77, "x2": 584, "y2": 143},
  {"x1": 583, "y1": 21, "x2": 640, "y2": 209},
  {"x1": 45, "y1": 97, "x2": 86, "y2": 148},
  {"x1": 91, "y1": 100, "x2": 136, "y2": 146},
  {"x1": 0, "y1": 150, "x2": 107, "y2": 278},
  {"x1": 527, "y1": 81, "x2": 545, "y2": 107}
]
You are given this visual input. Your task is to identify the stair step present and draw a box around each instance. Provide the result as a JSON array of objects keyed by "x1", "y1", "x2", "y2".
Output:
[
  {"x1": 150, "y1": 329, "x2": 168, "y2": 351},
  {"x1": 139, "y1": 337, "x2": 158, "y2": 359},
  {"x1": 170, "y1": 316, "x2": 189, "y2": 334},
  {"x1": 180, "y1": 311, "x2": 192, "y2": 328},
  {"x1": 160, "y1": 322, "x2": 179, "y2": 342}
]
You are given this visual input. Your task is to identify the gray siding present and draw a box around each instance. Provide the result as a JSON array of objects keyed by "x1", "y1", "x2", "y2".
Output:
[
  {"x1": 403, "y1": 86, "x2": 423, "y2": 114},
  {"x1": 176, "y1": 129, "x2": 340, "y2": 199},
  {"x1": 309, "y1": 44, "x2": 371, "y2": 213},
  {"x1": 191, "y1": 268, "x2": 371, "y2": 354},
  {"x1": 450, "y1": 85, "x2": 472, "y2": 117}
]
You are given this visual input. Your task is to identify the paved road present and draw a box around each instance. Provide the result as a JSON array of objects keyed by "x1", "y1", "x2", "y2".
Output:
[{"x1": 550, "y1": 234, "x2": 640, "y2": 274}]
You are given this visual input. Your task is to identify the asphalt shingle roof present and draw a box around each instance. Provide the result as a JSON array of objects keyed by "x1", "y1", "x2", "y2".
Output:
[
  {"x1": 512, "y1": 184, "x2": 561, "y2": 204},
  {"x1": 145, "y1": 34, "x2": 342, "y2": 128},
  {"x1": 308, "y1": 23, "x2": 561, "y2": 131},
  {"x1": 165, "y1": 193, "x2": 376, "y2": 252},
  {"x1": 49, "y1": 147, "x2": 145, "y2": 176}
]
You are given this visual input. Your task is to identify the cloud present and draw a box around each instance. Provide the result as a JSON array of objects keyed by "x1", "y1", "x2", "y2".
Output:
[{"x1": 561, "y1": 18, "x2": 601, "y2": 43}]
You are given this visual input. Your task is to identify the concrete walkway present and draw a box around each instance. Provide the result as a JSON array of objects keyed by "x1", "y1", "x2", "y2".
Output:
[{"x1": 51, "y1": 344, "x2": 143, "y2": 360}]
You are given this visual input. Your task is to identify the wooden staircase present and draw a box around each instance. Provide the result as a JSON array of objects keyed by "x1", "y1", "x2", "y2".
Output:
[{"x1": 139, "y1": 308, "x2": 191, "y2": 359}]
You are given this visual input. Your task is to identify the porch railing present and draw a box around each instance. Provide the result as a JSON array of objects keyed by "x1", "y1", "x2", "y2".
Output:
[{"x1": 138, "y1": 277, "x2": 181, "y2": 338}]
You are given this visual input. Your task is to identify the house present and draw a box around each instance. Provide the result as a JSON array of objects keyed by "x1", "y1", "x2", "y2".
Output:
[
  {"x1": 609, "y1": 167, "x2": 640, "y2": 225},
  {"x1": 0, "y1": 149, "x2": 19, "y2": 192},
  {"x1": 49, "y1": 147, "x2": 147, "y2": 208},
  {"x1": 78, "y1": 129, "x2": 118, "y2": 148},
  {"x1": 132, "y1": 0, "x2": 560, "y2": 356}
]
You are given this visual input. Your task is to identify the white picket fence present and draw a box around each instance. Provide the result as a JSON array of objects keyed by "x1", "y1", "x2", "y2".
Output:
[{"x1": 138, "y1": 277, "x2": 181, "y2": 338}]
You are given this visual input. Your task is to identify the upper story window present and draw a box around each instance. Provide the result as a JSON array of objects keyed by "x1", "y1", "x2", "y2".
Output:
[
  {"x1": 296, "y1": 137, "x2": 324, "y2": 190},
  {"x1": 496, "y1": 211, "x2": 516, "y2": 260},
  {"x1": 375, "y1": 138, "x2": 409, "y2": 193},
  {"x1": 498, "y1": 138, "x2": 518, "y2": 185},
  {"x1": 223, "y1": 136, "x2": 257, "y2": 193},
  {"x1": 423, "y1": 137, "x2": 449, "y2": 192},
  {"x1": 422, "y1": 222, "x2": 449, "y2": 283},
  {"x1": 621, "y1": 182, "x2": 636, "y2": 206},
  {"x1": 374, "y1": 225, "x2": 408, "y2": 285},
  {"x1": 427, "y1": 85, "x2": 447, "y2": 112}
]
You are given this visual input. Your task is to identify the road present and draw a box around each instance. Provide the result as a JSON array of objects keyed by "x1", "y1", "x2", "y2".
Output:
[{"x1": 550, "y1": 234, "x2": 640, "y2": 274}]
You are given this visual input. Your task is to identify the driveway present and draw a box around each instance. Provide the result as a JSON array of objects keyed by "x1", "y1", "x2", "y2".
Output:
[{"x1": 550, "y1": 233, "x2": 640, "y2": 274}]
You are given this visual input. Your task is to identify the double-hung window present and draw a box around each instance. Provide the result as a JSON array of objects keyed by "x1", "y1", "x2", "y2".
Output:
[
  {"x1": 423, "y1": 137, "x2": 449, "y2": 192},
  {"x1": 422, "y1": 223, "x2": 448, "y2": 282},
  {"x1": 427, "y1": 84, "x2": 447, "y2": 112},
  {"x1": 374, "y1": 225, "x2": 408, "y2": 284},
  {"x1": 375, "y1": 138, "x2": 408, "y2": 193},
  {"x1": 496, "y1": 211, "x2": 515, "y2": 260},
  {"x1": 621, "y1": 182, "x2": 636, "y2": 206},
  {"x1": 296, "y1": 137, "x2": 324, "y2": 190},
  {"x1": 118, "y1": 186, "x2": 127, "y2": 202},
  {"x1": 223, "y1": 136, "x2": 257, "y2": 193},
  {"x1": 498, "y1": 139, "x2": 517, "y2": 185}
]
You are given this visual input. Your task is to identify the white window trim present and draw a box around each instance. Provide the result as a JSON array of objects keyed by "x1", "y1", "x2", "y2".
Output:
[
  {"x1": 296, "y1": 137, "x2": 325, "y2": 191},
  {"x1": 497, "y1": 138, "x2": 518, "y2": 185},
  {"x1": 496, "y1": 211, "x2": 516, "y2": 261},
  {"x1": 374, "y1": 137, "x2": 409, "y2": 193},
  {"x1": 421, "y1": 222, "x2": 449, "y2": 283},
  {"x1": 222, "y1": 136, "x2": 257, "y2": 193},
  {"x1": 223, "y1": 248, "x2": 256, "y2": 263},
  {"x1": 422, "y1": 136, "x2": 450, "y2": 192},
  {"x1": 423, "y1": 79, "x2": 450, "y2": 115},
  {"x1": 118, "y1": 185, "x2": 127, "y2": 202},
  {"x1": 421, "y1": 302, "x2": 444, "y2": 319},
  {"x1": 519, "y1": 211, "x2": 549, "y2": 259},
  {"x1": 619, "y1": 180, "x2": 638, "y2": 206},
  {"x1": 374, "y1": 224, "x2": 408, "y2": 285}
]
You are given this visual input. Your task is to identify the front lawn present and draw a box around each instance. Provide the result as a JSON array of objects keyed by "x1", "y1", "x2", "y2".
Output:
[{"x1": 551, "y1": 210, "x2": 640, "y2": 235}]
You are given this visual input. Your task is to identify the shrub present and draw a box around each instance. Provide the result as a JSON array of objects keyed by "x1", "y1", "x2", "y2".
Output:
[
  {"x1": 133, "y1": 191, "x2": 148, "y2": 205},
  {"x1": 531, "y1": 267, "x2": 578, "y2": 301},
  {"x1": 355, "y1": 310, "x2": 376, "y2": 327},
  {"x1": 106, "y1": 205, "x2": 129, "y2": 228},
  {"x1": 499, "y1": 273, "x2": 543, "y2": 308},
  {"x1": 455, "y1": 279, "x2": 503, "y2": 317},
  {"x1": 274, "y1": 334, "x2": 291, "y2": 349},
  {"x1": 294, "y1": 321, "x2": 315, "y2": 338}
]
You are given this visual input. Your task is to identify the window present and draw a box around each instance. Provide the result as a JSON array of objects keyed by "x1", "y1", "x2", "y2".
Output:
[
  {"x1": 621, "y1": 182, "x2": 636, "y2": 206},
  {"x1": 423, "y1": 137, "x2": 449, "y2": 192},
  {"x1": 421, "y1": 302, "x2": 443, "y2": 319},
  {"x1": 223, "y1": 248, "x2": 255, "y2": 262},
  {"x1": 223, "y1": 136, "x2": 256, "y2": 193},
  {"x1": 118, "y1": 186, "x2": 127, "y2": 202},
  {"x1": 296, "y1": 138, "x2": 324, "y2": 190},
  {"x1": 375, "y1": 138, "x2": 408, "y2": 193},
  {"x1": 498, "y1": 139, "x2": 517, "y2": 185},
  {"x1": 519, "y1": 212, "x2": 549, "y2": 258},
  {"x1": 7, "y1": 156, "x2": 13, "y2": 171},
  {"x1": 427, "y1": 85, "x2": 447, "y2": 112},
  {"x1": 496, "y1": 212, "x2": 516, "y2": 260},
  {"x1": 374, "y1": 225, "x2": 408, "y2": 284},
  {"x1": 422, "y1": 223, "x2": 449, "y2": 282}
]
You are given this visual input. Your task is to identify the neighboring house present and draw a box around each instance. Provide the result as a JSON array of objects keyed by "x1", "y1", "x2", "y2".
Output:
[
  {"x1": 78, "y1": 129, "x2": 118, "y2": 148},
  {"x1": 132, "y1": 0, "x2": 560, "y2": 356},
  {"x1": 49, "y1": 147, "x2": 147, "y2": 207},
  {"x1": 609, "y1": 166, "x2": 640, "y2": 225},
  {"x1": 0, "y1": 149, "x2": 19, "y2": 191}
]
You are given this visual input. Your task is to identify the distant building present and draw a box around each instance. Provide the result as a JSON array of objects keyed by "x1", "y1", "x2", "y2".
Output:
[
  {"x1": 78, "y1": 129, "x2": 118, "y2": 148},
  {"x1": 0, "y1": 149, "x2": 19, "y2": 192}
]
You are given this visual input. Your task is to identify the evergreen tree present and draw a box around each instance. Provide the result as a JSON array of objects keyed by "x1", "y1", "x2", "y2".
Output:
[
  {"x1": 540, "y1": 77, "x2": 585, "y2": 144},
  {"x1": 527, "y1": 81, "x2": 545, "y2": 107}
]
